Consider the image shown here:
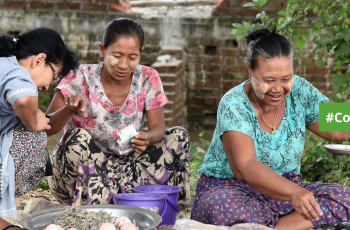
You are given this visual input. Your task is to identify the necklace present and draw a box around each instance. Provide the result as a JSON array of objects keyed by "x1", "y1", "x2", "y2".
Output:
[{"x1": 252, "y1": 91, "x2": 282, "y2": 134}]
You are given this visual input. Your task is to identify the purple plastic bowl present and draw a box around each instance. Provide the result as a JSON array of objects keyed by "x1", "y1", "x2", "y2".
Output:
[
  {"x1": 113, "y1": 193, "x2": 166, "y2": 217},
  {"x1": 132, "y1": 185, "x2": 182, "y2": 226}
]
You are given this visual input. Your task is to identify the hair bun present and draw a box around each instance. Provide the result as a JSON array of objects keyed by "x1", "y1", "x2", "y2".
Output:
[
  {"x1": 11, "y1": 35, "x2": 19, "y2": 49},
  {"x1": 245, "y1": 27, "x2": 276, "y2": 45},
  {"x1": 0, "y1": 34, "x2": 18, "y2": 57}
]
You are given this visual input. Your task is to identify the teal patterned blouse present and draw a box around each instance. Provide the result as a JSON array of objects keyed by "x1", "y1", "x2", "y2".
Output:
[{"x1": 198, "y1": 75, "x2": 329, "y2": 179}]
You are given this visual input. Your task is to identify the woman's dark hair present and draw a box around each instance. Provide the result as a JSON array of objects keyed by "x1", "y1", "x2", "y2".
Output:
[
  {"x1": 0, "y1": 28, "x2": 80, "y2": 76},
  {"x1": 103, "y1": 18, "x2": 144, "y2": 52},
  {"x1": 246, "y1": 27, "x2": 293, "y2": 71}
]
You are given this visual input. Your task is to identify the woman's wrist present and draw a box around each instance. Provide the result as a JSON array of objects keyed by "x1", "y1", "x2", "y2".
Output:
[
  {"x1": 0, "y1": 218, "x2": 14, "y2": 229},
  {"x1": 146, "y1": 126, "x2": 166, "y2": 145},
  {"x1": 2, "y1": 225, "x2": 21, "y2": 230},
  {"x1": 0, "y1": 217, "x2": 10, "y2": 227}
]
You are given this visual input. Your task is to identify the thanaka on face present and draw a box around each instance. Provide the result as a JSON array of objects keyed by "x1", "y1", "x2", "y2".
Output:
[
  {"x1": 104, "y1": 54, "x2": 120, "y2": 78},
  {"x1": 251, "y1": 76, "x2": 268, "y2": 99},
  {"x1": 105, "y1": 54, "x2": 119, "y2": 66}
]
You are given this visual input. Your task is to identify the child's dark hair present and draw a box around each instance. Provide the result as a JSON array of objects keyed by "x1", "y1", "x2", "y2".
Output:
[
  {"x1": 245, "y1": 27, "x2": 293, "y2": 71},
  {"x1": 103, "y1": 18, "x2": 144, "y2": 52},
  {"x1": 0, "y1": 28, "x2": 80, "y2": 76}
]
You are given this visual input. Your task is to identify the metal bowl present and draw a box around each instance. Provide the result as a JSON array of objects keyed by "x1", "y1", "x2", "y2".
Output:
[
  {"x1": 323, "y1": 144, "x2": 350, "y2": 156},
  {"x1": 20, "y1": 204, "x2": 161, "y2": 230}
]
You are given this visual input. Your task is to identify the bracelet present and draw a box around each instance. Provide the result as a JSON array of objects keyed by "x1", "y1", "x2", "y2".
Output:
[{"x1": 2, "y1": 225, "x2": 21, "y2": 230}]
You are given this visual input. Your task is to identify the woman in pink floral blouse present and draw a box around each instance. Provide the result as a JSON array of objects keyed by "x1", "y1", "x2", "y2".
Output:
[{"x1": 45, "y1": 18, "x2": 190, "y2": 206}]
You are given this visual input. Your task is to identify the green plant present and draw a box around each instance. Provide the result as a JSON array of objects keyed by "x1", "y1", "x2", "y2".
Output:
[
  {"x1": 38, "y1": 92, "x2": 52, "y2": 111},
  {"x1": 38, "y1": 83, "x2": 58, "y2": 111},
  {"x1": 189, "y1": 131, "x2": 211, "y2": 195},
  {"x1": 301, "y1": 131, "x2": 350, "y2": 184},
  {"x1": 325, "y1": 165, "x2": 350, "y2": 186},
  {"x1": 35, "y1": 176, "x2": 49, "y2": 190}
]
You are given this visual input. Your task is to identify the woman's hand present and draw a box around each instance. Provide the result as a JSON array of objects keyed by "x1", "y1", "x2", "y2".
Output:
[
  {"x1": 64, "y1": 95, "x2": 87, "y2": 118},
  {"x1": 0, "y1": 218, "x2": 29, "y2": 230},
  {"x1": 131, "y1": 131, "x2": 150, "y2": 154},
  {"x1": 34, "y1": 109, "x2": 51, "y2": 131},
  {"x1": 290, "y1": 187, "x2": 323, "y2": 221}
]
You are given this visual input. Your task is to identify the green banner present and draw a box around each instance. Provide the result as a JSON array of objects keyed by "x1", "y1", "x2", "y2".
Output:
[{"x1": 319, "y1": 103, "x2": 350, "y2": 131}]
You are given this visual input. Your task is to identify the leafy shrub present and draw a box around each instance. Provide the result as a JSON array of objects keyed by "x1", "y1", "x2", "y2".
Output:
[
  {"x1": 301, "y1": 131, "x2": 350, "y2": 186},
  {"x1": 38, "y1": 83, "x2": 58, "y2": 111},
  {"x1": 189, "y1": 131, "x2": 211, "y2": 195},
  {"x1": 35, "y1": 176, "x2": 49, "y2": 190}
]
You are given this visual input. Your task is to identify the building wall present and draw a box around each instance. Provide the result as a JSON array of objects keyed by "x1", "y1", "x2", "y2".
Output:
[
  {"x1": 0, "y1": 0, "x2": 334, "y2": 129},
  {"x1": 184, "y1": 0, "x2": 334, "y2": 129}
]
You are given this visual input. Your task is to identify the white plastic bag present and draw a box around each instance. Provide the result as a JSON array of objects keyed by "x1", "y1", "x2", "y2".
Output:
[
  {"x1": 174, "y1": 219, "x2": 273, "y2": 230},
  {"x1": 174, "y1": 219, "x2": 231, "y2": 230}
]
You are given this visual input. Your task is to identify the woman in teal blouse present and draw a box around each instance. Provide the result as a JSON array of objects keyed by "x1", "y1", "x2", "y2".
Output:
[{"x1": 191, "y1": 28, "x2": 350, "y2": 230}]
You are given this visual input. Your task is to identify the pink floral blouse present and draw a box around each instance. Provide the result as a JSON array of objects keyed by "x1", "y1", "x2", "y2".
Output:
[{"x1": 56, "y1": 63, "x2": 168, "y2": 155}]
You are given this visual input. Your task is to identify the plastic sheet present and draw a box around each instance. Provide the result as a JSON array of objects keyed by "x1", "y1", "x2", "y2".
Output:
[
  {"x1": 174, "y1": 219, "x2": 273, "y2": 230},
  {"x1": 17, "y1": 197, "x2": 65, "y2": 222}
]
